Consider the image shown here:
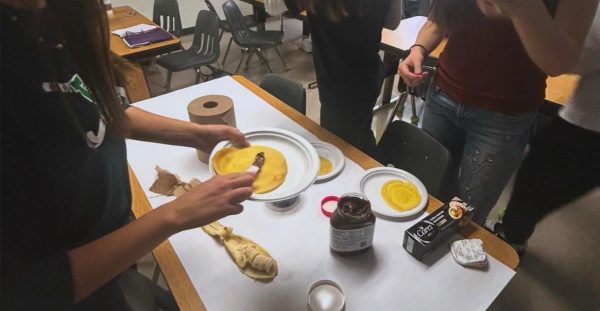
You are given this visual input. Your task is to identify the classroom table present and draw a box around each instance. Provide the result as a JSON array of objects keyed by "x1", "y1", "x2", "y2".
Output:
[
  {"x1": 126, "y1": 75, "x2": 519, "y2": 311},
  {"x1": 108, "y1": 6, "x2": 181, "y2": 59},
  {"x1": 107, "y1": 6, "x2": 182, "y2": 103},
  {"x1": 380, "y1": 16, "x2": 580, "y2": 107}
]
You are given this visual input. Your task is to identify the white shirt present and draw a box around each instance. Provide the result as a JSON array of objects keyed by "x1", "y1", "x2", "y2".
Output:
[{"x1": 559, "y1": 8, "x2": 600, "y2": 133}]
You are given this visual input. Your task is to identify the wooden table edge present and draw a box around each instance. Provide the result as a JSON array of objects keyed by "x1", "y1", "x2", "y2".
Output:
[
  {"x1": 129, "y1": 166, "x2": 207, "y2": 311},
  {"x1": 126, "y1": 75, "x2": 519, "y2": 310}
]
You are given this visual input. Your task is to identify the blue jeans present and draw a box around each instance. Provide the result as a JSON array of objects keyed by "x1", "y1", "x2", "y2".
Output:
[{"x1": 422, "y1": 84, "x2": 537, "y2": 224}]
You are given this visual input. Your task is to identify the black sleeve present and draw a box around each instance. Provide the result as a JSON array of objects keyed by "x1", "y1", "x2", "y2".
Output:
[{"x1": 1, "y1": 250, "x2": 75, "y2": 310}]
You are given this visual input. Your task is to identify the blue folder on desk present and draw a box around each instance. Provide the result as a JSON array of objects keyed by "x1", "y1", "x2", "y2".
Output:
[{"x1": 123, "y1": 28, "x2": 173, "y2": 48}]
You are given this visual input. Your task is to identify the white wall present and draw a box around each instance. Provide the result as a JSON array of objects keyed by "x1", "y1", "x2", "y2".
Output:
[{"x1": 112, "y1": 0, "x2": 254, "y2": 29}]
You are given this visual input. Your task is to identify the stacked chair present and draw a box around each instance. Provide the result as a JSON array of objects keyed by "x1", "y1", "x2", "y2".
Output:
[
  {"x1": 204, "y1": 0, "x2": 258, "y2": 67},
  {"x1": 153, "y1": 0, "x2": 183, "y2": 37},
  {"x1": 222, "y1": 0, "x2": 289, "y2": 73},
  {"x1": 156, "y1": 10, "x2": 221, "y2": 90}
]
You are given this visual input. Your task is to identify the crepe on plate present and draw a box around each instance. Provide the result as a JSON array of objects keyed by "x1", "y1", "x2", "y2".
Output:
[
  {"x1": 318, "y1": 156, "x2": 333, "y2": 176},
  {"x1": 212, "y1": 145, "x2": 287, "y2": 193}
]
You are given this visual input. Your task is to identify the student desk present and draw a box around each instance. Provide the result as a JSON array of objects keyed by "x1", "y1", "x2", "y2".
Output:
[{"x1": 108, "y1": 6, "x2": 181, "y2": 103}]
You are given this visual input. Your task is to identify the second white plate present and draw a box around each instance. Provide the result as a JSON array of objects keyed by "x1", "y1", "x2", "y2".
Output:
[
  {"x1": 359, "y1": 167, "x2": 428, "y2": 218},
  {"x1": 311, "y1": 141, "x2": 345, "y2": 182}
]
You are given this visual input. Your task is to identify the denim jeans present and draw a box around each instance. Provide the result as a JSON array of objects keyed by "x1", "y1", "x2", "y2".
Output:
[{"x1": 422, "y1": 84, "x2": 537, "y2": 224}]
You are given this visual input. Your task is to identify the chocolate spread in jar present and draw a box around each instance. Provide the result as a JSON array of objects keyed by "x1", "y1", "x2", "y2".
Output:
[{"x1": 330, "y1": 193, "x2": 376, "y2": 256}]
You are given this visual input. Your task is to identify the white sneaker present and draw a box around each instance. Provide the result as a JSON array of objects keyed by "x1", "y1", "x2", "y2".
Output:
[{"x1": 301, "y1": 37, "x2": 312, "y2": 53}]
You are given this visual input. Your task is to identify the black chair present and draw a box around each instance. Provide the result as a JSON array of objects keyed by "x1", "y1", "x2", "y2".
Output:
[
  {"x1": 204, "y1": 0, "x2": 257, "y2": 67},
  {"x1": 260, "y1": 74, "x2": 306, "y2": 114},
  {"x1": 222, "y1": 0, "x2": 289, "y2": 73},
  {"x1": 376, "y1": 120, "x2": 452, "y2": 199},
  {"x1": 153, "y1": 0, "x2": 183, "y2": 37},
  {"x1": 157, "y1": 10, "x2": 221, "y2": 90}
]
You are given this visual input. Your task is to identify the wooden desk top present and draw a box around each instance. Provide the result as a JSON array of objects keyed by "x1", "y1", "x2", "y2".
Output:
[
  {"x1": 545, "y1": 74, "x2": 579, "y2": 106},
  {"x1": 108, "y1": 6, "x2": 181, "y2": 59},
  {"x1": 128, "y1": 75, "x2": 519, "y2": 311}
]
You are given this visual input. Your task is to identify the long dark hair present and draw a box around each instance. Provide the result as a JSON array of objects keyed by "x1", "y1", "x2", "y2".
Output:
[{"x1": 47, "y1": 0, "x2": 129, "y2": 136}]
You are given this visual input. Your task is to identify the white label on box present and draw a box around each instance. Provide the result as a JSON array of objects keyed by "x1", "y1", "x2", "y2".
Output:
[{"x1": 330, "y1": 225, "x2": 375, "y2": 252}]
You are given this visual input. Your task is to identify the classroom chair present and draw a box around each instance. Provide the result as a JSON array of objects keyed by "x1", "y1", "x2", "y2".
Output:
[
  {"x1": 156, "y1": 10, "x2": 221, "y2": 90},
  {"x1": 376, "y1": 120, "x2": 452, "y2": 199},
  {"x1": 260, "y1": 74, "x2": 306, "y2": 114}
]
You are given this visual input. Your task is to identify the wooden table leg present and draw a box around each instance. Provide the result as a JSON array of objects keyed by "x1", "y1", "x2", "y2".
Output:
[{"x1": 113, "y1": 59, "x2": 152, "y2": 103}]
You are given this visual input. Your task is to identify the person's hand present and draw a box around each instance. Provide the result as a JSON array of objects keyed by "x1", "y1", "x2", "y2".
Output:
[
  {"x1": 398, "y1": 49, "x2": 429, "y2": 87},
  {"x1": 191, "y1": 124, "x2": 250, "y2": 153},
  {"x1": 164, "y1": 173, "x2": 255, "y2": 231},
  {"x1": 476, "y1": 0, "x2": 527, "y2": 19}
]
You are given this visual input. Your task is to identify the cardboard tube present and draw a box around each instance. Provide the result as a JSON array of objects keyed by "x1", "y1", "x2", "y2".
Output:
[{"x1": 188, "y1": 95, "x2": 236, "y2": 162}]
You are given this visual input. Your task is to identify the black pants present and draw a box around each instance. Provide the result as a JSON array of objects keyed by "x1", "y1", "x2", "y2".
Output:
[
  {"x1": 318, "y1": 76, "x2": 383, "y2": 158},
  {"x1": 503, "y1": 118, "x2": 600, "y2": 244},
  {"x1": 320, "y1": 93, "x2": 378, "y2": 158}
]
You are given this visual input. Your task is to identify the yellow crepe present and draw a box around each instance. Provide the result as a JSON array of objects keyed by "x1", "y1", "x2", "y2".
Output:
[
  {"x1": 212, "y1": 145, "x2": 287, "y2": 194},
  {"x1": 381, "y1": 179, "x2": 421, "y2": 212},
  {"x1": 318, "y1": 156, "x2": 333, "y2": 176}
]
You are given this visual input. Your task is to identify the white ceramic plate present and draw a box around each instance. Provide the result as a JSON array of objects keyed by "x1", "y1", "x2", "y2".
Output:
[
  {"x1": 311, "y1": 141, "x2": 345, "y2": 182},
  {"x1": 209, "y1": 127, "x2": 319, "y2": 202},
  {"x1": 359, "y1": 167, "x2": 428, "y2": 218}
]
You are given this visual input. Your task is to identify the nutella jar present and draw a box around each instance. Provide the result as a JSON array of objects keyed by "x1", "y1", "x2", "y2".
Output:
[{"x1": 330, "y1": 193, "x2": 376, "y2": 256}]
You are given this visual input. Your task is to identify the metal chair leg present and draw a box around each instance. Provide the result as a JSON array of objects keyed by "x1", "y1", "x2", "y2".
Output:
[
  {"x1": 195, "y1": 67, "x2": 202, "y2": 84},
  {"x1": 244, "y1": 50, "x2": 254, "y2": 69},
  {"x1": 275, "y1": 45, "x2": 289, "y2": 71},
  {"x1": 165, "y1": 70, "x2": 172, "y2": 91},
  {"x1": 410, "y1": 93, "x2": 419, "y2": 125},
  {"x1": 222, "y1": 36, "x2": 233, "y2": 67},
  {"x1": 256, "y1": 48, "x2": 273, "y2": 73},
  {"x1": 381, "y1": 92, "x2": 408, "y2": 135},
  {"x1": 235, "y1": 49, "x2": 249, "y2": 73}
]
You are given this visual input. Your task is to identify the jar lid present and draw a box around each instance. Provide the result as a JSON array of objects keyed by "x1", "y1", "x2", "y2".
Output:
[
  {"x1": 307, "y1": 279, "x2": 345, "y2": 311},
  {"x1": 320, "y1": 196, "x2": 339, "y2": 217}
]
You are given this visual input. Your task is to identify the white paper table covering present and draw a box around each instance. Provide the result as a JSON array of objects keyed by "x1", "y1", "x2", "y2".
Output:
[{"x1": 126, "y1": 76, "x2": 514, "y2": 311}]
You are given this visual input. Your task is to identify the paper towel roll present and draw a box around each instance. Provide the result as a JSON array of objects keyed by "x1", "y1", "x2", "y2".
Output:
[{"x1": 188, "y1": 95, "x2": 236, "y2": 163}]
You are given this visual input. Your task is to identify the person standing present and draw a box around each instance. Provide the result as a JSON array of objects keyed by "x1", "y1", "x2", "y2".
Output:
[
  {"x1": 489, "y1": 4, "x2": 600, "y2": 254},
  {"x1": 285, "y1": 0, "x2": 402, "y2": 157},
  {"x1": 398, "y1": 0, "x2": 597, "y2": 225},
  {"x1": 1, "y1": 0, "x2": 255, "y2": 309}
]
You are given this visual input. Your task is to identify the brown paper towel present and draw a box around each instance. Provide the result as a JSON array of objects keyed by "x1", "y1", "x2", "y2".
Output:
[{"x1": 188, "y1": 95, "x2": 236, "y2": 163}]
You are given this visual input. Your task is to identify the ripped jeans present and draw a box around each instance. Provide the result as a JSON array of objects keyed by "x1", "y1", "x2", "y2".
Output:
[{"x1": 422, "y1": 84, "x2": 536, "y2": 225}]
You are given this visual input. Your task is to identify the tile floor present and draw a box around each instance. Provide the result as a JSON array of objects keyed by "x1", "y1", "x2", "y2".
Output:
[{"x1": 138, "y1": 17, "x2": 600, "y2": 311}]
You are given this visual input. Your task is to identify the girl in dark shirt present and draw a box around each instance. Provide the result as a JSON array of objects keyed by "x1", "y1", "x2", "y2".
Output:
[
  {"x1": 398, "y1": 0, "x2": 597, "y2": 225},
  {"x1": 1, "y1": 0, "x2": 255, "y2": 309}
]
